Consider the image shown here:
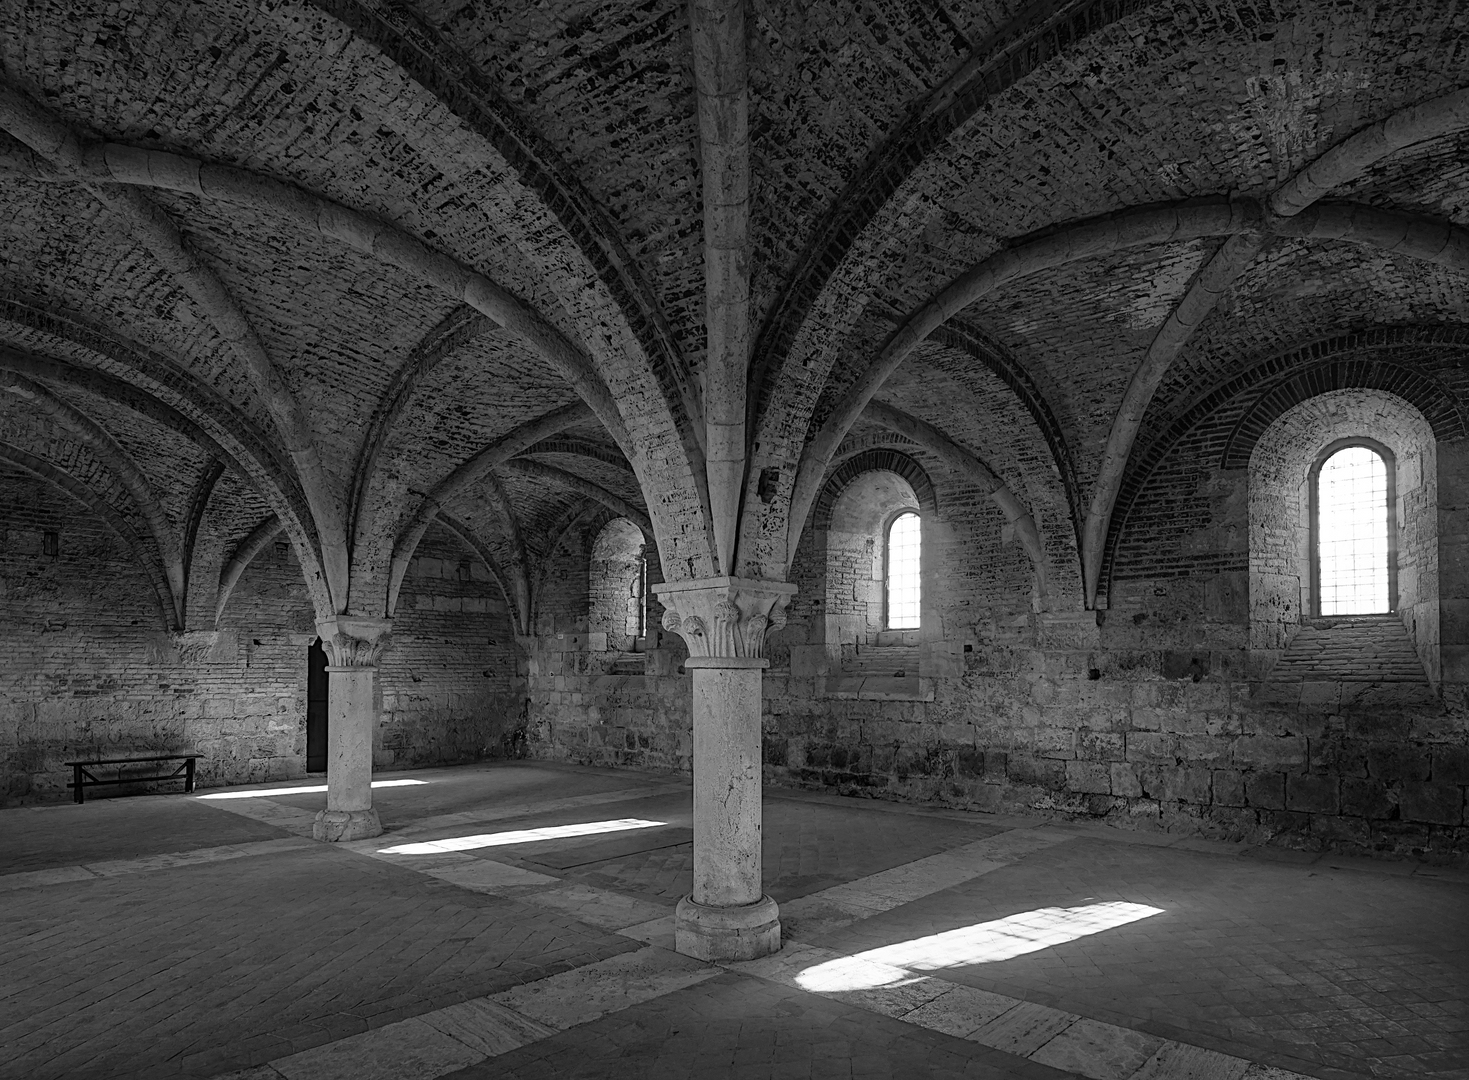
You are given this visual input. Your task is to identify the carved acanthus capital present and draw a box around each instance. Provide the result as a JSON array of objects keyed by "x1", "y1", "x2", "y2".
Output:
[
  {"x1": 653, "y1": 577, "x2": 796, "y2": 661},
  {"x1": 317, "y1": 616, "x2": 393, "y2": 668}
]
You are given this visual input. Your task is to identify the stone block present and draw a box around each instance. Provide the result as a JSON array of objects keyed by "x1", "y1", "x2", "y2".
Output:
[
  {"x1": 789, "y1": 645, "x2": 828, "y2": 678},
  {"x1": 1007, "y1": 753, "x2": 1065, "y2": 788},
  {"x1": 982, "y1": 751, "x2": 1008, "y2": 781},
  {"x1": 1311, "y1": 814, "x2": 1369, "y2": 846},
  {"x1": 1245, "y1": 772, "x2": 1286, "y2": 810},
  {"x1": 1178, "y1": 734, "x2": 1230, "y2": 765},
  {"x1": 954, "y1": 746, "x2": 984, "y2": 777},
  {"x1": 1035, "y1": 726, "x2": 1076, "y2": 759},
  {"x1": 1065, "y1": 760, "x2": 1111, "y2": 795},
  {"x1": 1233, "y1": 735, "x2": 1307, "y2": 769},
  {"x1": 1125, "y1": 732, "x2": 1178, "y2": 764},
  {"x1": 1110, "y1": 762, "x2": 1143, "y2": 798},
  {"x1": 1399, "y1": 782, "x2": 1464, "y2": 826},
  {"x1": 1286, "y1": 774, "x2": 1339, "y2": 815},
  {"x1": 1140, "y1": 766, "x2": 1211, "y2": 804},
  {"x1": 1161, "y1": 651, "x2": 1210, "y2": 681},
  {"x1": 1432, "y1": 747, "x2": 1469, "y2": 784},
  {"x1": 1077, "y1": 729, "x2": 1125, "y2": 761},
  {"x1": 1365, "y1": 744, "x2": 1431, "y2": 781},
  {"x1": 1341, "y1": 777, "x2": 1395, "y2": 820},
  {"x1": 1212, "y1": 769, "x2": 1245, "y2": 807}
]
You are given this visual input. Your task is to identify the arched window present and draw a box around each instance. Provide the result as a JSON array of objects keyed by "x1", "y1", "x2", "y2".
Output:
[
  {"x1": 885, "y1": 511, "x2": 922, "y2": 630},
  {"x1": 1312, "y1": 441, "x2": 1395, "y2": 616},
  {"x1": 589, "y1": 518, "x2": 646, "y2": 648}
]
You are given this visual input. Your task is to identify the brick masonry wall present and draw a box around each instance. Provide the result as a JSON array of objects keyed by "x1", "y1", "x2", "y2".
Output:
[
  {"x1": 379, "y1": 527, "x2": 522, "y2": 769},
  {"x1": 0, "y1": 466, "x2": 307, "y2": 802},
  {"x1": 0, "y1": 471, "x2": 520, "y2": 803}
]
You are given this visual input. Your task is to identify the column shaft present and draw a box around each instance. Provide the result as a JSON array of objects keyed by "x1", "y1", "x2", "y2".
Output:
[
  {"x1": 690, "y1": 662, "x2": 764, "y2": 907},
  {"x1": 325, "y1": 664, "x2": 376, "y2": 814}
]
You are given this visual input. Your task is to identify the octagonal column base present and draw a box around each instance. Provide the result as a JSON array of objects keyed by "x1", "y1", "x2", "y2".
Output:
[
  {"x1": 675, "y1": 893, "x2": 781, "y2": 961},
  {"x1": 313, "y1": 807, "x2": 383, "y2": 842}
]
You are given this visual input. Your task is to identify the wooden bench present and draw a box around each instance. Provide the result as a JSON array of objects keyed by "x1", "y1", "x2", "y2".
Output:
[{"x1": 64, "y1": 754, "x2": 201, "y2": 804}]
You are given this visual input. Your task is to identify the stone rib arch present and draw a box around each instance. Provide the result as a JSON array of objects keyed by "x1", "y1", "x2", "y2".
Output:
[
  {"x1": 182, "y1": 459, "x2": 227, "y2": 592},
  {"x1": 436, "y1": 512, "x2": 528, "y2": 638},
  {"x1": 497, "y1": 460, "x2": 652, "y2": 540},
  {"x1": 347, "y1": 305, "x2": 494, "y2": 547},
  {"x1": 929, "y1": 320, "x2": 1084, "y2": 544},
  {"x1": 0, "y1": 441, "x2": 176, "y2": 630},
  {"x1": 389, "y1": 403, "x2": 596, "y2": 613},
  {"x1": 214, "y1": 516, "x2": 285, "y2": 628},
  {"x1": 747, "y1": 0, "x2": 1149, "y2": 434},
  {"x1": 1, "y1": 369, "x2": 186, "y2": 627},
  {"x1": 7, "y1": 124, "x2": 725, "y2": 579},
  {"x1": 298, "y1": 0, "x2": 702, "y2": 453},
  {"x1": 778, "y1": 197, "x2": 1469, "y2": 584},
  {"x1": 0, "y1": 312, "x2": 329, "y2": 619},
  {"x1": 0, "y1": 301, "x2": 310, "y2": 515},
  {"x1": 0, "y1": 82, "x2": 351, "y2": 613}
]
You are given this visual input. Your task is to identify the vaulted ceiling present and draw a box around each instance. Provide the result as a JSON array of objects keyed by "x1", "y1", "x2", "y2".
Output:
[{"x1": 1, "y1": 0, "x2": 1465, "y2": 629}]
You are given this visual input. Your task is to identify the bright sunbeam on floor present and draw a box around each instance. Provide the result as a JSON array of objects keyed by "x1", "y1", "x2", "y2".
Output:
[
  {"x1": 197, "y1": 779, "x2": 429, "y2": 800},
  {"x1": 377, "y1": 817, "x2": 667, "y2": 855},
  {"x1": 796, "y1": 901, "x2": 1165, "y2": 992}
]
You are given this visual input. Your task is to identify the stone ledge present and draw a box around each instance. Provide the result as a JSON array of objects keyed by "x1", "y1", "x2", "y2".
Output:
[{"x1": 820, "y1": 676, "x2": 935, "y2": 702}]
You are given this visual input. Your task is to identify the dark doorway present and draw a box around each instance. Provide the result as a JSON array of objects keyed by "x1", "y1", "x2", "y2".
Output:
[{"x1": 306, "y1": 638, "x2": 329, "y2": 774}]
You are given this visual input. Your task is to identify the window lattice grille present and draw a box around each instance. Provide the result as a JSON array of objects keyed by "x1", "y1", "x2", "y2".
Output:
[
  {"x1": 1317, "y1": 446, "x2": 1389, "y2": 615},
  {"x1": 886, "y1": 512, "x2": 921, "y2": 629}
]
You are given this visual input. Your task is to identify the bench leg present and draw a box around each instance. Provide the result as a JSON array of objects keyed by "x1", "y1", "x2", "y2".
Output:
[
  {"x1": 73, "y1": 764, "x2": 84, "y2": 804},
  {"x1": 185, "y1": 757, "x2": 196, "y2": 793}
]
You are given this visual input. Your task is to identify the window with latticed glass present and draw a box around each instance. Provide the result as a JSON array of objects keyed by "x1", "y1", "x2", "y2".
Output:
[
  {"x1": 886, "y1": 511, "x2": 921, "y2": 630},
  {"x1": 1316, "y1": 445, "x2": 1390, "y2": 615}
]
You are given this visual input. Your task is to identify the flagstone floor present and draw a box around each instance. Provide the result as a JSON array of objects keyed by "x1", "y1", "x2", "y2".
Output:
[{"x1": 1, "y1": 761, "x2": 1465, "y2": 1080}]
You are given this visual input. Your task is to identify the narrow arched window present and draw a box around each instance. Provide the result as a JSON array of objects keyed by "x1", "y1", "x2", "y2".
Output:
[
  {"x1": 1313, "y1": 442, "x2": 1395, "y2": 615},
  {"x1": 632, "y1": 547, "x2": 648, "y2": 638},
  {"x1": 885, "y1": 511, "x2": 921, "y2": 630}
]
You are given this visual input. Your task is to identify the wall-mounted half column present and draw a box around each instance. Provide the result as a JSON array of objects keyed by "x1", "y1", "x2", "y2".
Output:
[
  {"x1": 655, "y1": 577, "x2": 796, "y2": 961},
  {"x1": 313, "y1": 615, "x2": 392, "y2": 842}
]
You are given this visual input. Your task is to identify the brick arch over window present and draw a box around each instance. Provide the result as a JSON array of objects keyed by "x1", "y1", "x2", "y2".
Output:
[
  {"x1": 1100, "y1": 327, "x2": 1469, "y2": 603},
  {"x1": 812, "y1": 449, "x2": 937, "y2": 531},
  {"x1": 1222, "y1": 342, "x2": 1469, "y2": 470}
]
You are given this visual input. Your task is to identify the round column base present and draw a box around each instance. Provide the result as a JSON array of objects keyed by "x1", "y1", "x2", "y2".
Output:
[
  {"x1": 674, "y1": 894, "x2": 781, "y2": 961},
  {"x1": 312, "y1": 808, "x2": 383, "y2": 842}
]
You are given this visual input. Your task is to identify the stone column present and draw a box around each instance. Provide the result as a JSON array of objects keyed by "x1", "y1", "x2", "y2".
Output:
[
  {"x1": 312, "y1": 615, "x2": 392, "y2": 842},
  {"x1": 654, "y1": 576, "x2": 796, "y2": 960}
]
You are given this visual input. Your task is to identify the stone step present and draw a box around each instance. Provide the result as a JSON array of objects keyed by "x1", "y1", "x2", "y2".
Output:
[{"x1": 1267, "y1": 616, "x2": 1429, "y2": 686}]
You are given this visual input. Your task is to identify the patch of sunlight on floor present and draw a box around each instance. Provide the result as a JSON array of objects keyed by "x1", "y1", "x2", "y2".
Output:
[
  {"x1": 198, "y1": 779, "x2": 429, "y2": 800},
  {"x1": 377, "y1": 817, "x2": 667, "y2": 855},
  {"x1": 796, "y1": 901, "x2": 1165, "y2": 992}
]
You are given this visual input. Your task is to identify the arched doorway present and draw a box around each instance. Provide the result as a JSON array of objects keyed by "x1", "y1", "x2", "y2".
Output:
[{"x1": 306, "y1": 637, "x2": 329, "y2": 774}]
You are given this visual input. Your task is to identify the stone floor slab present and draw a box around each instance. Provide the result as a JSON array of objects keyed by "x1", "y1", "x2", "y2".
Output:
[
  {"x1": 271, "y1": 1017, "x2": 480, "y2": 1080},
  {"x1": 418, "y1": 998, "x2": 556, "y2": 1058}
]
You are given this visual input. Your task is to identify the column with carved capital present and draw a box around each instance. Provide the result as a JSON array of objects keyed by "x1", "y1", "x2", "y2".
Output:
[
  {"x1": 654, "y1": 576, "x2": 796, "y2": 960},
  {"x1": 313, "y1": 616, "x2": 392, "y2": 842}
]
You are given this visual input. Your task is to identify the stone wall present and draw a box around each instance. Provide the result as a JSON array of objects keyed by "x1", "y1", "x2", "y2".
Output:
[
  {"x1": 0, "y1": 469, "x2": 519, "y2": 803},
  {"x1": 521, "y1": 431, "x2": 1468, "y2": 860}
]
